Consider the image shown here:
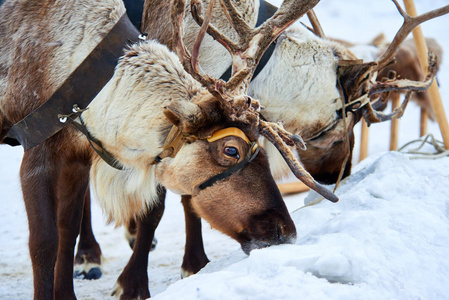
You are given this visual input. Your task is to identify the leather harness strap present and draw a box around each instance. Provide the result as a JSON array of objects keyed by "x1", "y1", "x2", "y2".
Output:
[
  {"x1": 71, "y1": 116, "x2": 124, "y2": 170},
  {"x1": 151, "y1": 126, "x2": 193, "y2": 165},
  {"x1": 5, "y1": 13, "x2": 141, "y2": 150}
]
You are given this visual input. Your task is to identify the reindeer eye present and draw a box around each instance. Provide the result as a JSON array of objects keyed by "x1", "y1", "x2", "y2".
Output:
[{"x1": 223, "y1": 146, "x2": 240, "y2": 159}]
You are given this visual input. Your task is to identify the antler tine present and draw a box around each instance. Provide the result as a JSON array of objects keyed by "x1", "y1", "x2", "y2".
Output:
[
  {"x1": 363, "y1": 91, "x2": 412, "y2": 126},
  {"x1": 307, "y1": 9, "x2": 325, "y2": 38},
  {"x1": 259, "y1": 120, "x2": 339, "y2": 203},
  {"x1": 171, "y1": 0, "x2": 219, "y2": 95},
  {"x1": 370, "y1": 52, "x2": 437, "y2": 96},
  {"x1": 191, "y1": 0, "x2": 238, "y2": 54},
  {"x1": 360, "y1": 51, "x2": 436, "y2": 126},
  {"x1": 375, "y1": 1, "x2": 449, "y2": 72},
  {"x1": 171, "y1": 0, "x2": 189, "y2": 63},
  {"x1": 191, "y1": 0, "x2": 216, "y2": 74}
]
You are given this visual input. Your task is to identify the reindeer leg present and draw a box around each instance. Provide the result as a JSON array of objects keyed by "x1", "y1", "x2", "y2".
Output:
[
  {"x1": 53, "y1": 156, "x2": 90, "y2": 299},
  {"x1": 181, "y1": 195, "x2": 209, "y2": 278},
  {"x1": 74, "y1": 188, "x2": 103, "y2": 280},
  {"x1": 113, "y1": 186, "x2": 166, "y2": 299},
  {"x1": 21, "y1": 150, "x2": 59, "y2": 300}
]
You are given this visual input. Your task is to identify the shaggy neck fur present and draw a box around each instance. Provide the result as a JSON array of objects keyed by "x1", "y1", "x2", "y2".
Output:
[{"x1": 83, "y1": 41, "x2": 206, "y2": 225}]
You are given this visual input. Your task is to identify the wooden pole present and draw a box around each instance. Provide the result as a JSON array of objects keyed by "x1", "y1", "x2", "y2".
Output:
[
  {"x1": 403, "y1": 0, "x2": 449, "y2": 149},
  {"x1": 420, "y1": 108, "x2": 428, "y2": 136},
  {"x1": 359, "y1": 119, "x2": 369, "y2": 161},
  {"x1": 390, "y1": 93, "x2": 400, "y2": 151}
]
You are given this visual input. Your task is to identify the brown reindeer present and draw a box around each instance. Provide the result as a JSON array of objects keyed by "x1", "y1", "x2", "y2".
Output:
[
  {"x1": 73, "y1": 0, "x2": 448, "y2": 292},
  {"x1": 138, "y1": 0, "x2": 445, "y2": 277},
  {"x1": 74, "y1": 0, "x2": 261, "y2": 288},
  {"x1": 0, "y1": 0, "x2": 342, "y2": 299}
]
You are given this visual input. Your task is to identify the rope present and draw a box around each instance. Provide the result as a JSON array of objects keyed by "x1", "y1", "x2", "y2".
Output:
[{"x1": 398, "y1": 133, "x2": 449, "y2": 159}]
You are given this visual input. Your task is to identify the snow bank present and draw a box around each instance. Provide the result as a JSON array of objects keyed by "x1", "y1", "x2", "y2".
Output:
[{"x1": 153, "y1": 152, "x2": 449, "y2": 300}]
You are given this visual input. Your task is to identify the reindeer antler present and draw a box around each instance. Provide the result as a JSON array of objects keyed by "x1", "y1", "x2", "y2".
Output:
[
  {"x1": 171, "y1": 0, "x2": 218, "y2": 94},
  {"x1": 339, "y1": 1, "x2": 448, "y2": 124},
  {"x1": 170, "y1": 0, "x2": 339, "y2": 202}
]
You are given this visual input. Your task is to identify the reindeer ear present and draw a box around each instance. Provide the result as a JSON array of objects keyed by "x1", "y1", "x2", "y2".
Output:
[{"x1": 163, "y1": 101, "x2": 206, "y2": 133}]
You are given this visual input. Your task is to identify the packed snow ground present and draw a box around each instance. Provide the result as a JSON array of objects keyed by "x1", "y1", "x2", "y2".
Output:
[{"x1": 1, "y1": 0, "x2": 449, "y2": 299}]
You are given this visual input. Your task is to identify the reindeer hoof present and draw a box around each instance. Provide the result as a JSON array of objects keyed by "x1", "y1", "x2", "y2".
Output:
[
  {"x1": 151, "y1": 237, "x2": 158, "y2": 251},
  {"x1": 74, "y1": 267, "x2": 102, "y2": 280},
  {"x1": 181, "y1": 268, "x2": 194, "y2": 279},
  {"x1": 111, "y1": 282, "x2": 150, "y2": 299},
  {"x1": 74, "y1": 260, "x2": 103, "y2": 280},
  {"x1": 111, "y1": 283, "x2": 122, "y2": 298}
]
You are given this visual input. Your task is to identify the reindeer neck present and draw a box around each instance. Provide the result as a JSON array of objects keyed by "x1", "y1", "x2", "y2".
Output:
[{"x1": 82, "y1": 41, "x2": 203, "y2": 169}]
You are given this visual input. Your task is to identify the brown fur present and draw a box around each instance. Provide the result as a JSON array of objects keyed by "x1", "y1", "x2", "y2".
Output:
[{"x1": 141, "y1": 1, "x2": 174, "y2": 48}]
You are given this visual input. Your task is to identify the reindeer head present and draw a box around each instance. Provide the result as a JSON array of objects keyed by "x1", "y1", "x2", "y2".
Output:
[{"x1": 155, "y1": 102, "x2": 297, "y2": 253}]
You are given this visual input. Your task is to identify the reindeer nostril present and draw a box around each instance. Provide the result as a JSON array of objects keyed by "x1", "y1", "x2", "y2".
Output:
[{"x1": 277, "y1": 219, "x2": 297, "y2": 245}]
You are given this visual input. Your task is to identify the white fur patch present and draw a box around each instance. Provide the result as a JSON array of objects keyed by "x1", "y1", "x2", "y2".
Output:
[
  {"x1": 83, "y1": 41, "x2": 204, "y2": 225},
  {"x1": 249, "y1": 25, "x2": 343, "y2": 136},
  {"x1": 90, "y1": 157, "x2": 160, "y2": 226},
  {"x1": 261, "y1": 137, "x2": 291, "y2": 180}
]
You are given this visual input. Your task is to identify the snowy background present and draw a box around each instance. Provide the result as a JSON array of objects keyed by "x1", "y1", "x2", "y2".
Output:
[{"x1": 1, "y1": 0, "x2": 449, "y2": 299}]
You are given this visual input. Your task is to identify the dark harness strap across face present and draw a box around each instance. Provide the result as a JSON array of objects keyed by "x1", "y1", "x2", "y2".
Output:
[{"x1": 197, "y1": 142, "x2": 259, "y2": 191}]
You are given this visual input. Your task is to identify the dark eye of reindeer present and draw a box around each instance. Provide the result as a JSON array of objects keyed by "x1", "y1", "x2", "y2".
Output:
[{"x1": 223, "y1": 146, "x2": 240, "y2": 159}]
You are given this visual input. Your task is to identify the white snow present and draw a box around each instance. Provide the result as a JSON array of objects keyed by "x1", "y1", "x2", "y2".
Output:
[
  {"x1": 151, "y1": 152, "x2": 449, "y2": 300},
  {"x1": 1, "y1": 0, "x2": 449, "y2": 299}
]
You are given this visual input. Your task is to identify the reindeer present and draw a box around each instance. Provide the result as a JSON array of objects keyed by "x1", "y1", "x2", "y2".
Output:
[
  {"x1": 137, "y1": 0, "x2": 446, "y2": 279},
  {"x1": 0, "y1": 0, "x2": 343, "y2": 299},
  {"x1": 70, "y1": 0, "x2": 447, "y2": 296}
]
